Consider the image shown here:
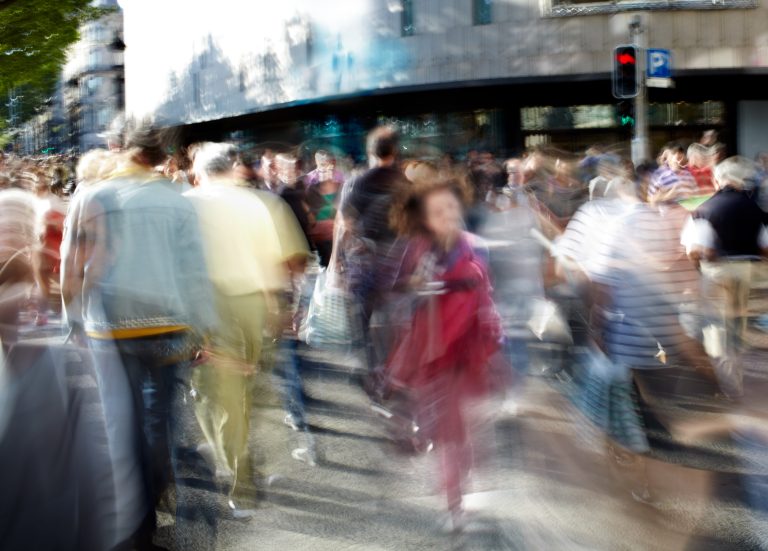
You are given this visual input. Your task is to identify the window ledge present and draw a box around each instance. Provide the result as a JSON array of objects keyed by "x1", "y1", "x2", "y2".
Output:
[{"x1": 543, "y1": 0, "x2": 758, "y2": 17}]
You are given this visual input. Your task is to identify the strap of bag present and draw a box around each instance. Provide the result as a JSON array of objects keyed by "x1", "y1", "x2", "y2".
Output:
[{"x1": 325, "y1": 212, "x2": 347, "y2": 286}]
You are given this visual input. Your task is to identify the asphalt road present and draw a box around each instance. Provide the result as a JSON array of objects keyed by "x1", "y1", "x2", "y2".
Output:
[{"x1": 14, "y1": 315, "x2": 768, "y2": 551}]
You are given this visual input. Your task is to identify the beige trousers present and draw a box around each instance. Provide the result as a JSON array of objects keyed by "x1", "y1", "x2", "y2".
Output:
[{"x1": 192, "y1": 291, "x2": 278, "y2": 499}]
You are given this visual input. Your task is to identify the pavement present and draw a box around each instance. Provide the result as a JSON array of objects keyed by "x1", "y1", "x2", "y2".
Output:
[{"x1": 11, "y1": 312, "x2": 768, "y2": 551}]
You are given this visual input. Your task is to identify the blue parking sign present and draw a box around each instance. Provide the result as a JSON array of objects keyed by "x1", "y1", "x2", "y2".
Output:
[{"x1": 647, "y1": 49, "x2": 672, "y2": 78}]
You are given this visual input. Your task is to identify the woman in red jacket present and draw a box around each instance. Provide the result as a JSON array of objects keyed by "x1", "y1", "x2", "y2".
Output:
[{"x1": 384, "y1": 174, "x2": 503, "y2": 531}]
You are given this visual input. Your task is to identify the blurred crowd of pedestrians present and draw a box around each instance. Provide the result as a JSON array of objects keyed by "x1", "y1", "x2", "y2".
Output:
[{"x1": 1, "y1": 121, "x2": 768, "y2": 549}]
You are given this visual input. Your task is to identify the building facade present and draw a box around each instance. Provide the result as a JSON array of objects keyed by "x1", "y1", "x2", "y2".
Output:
[
  {"x1": 120, "y1": 0, "x2": 768, "y2": 158},
  {"x1": 62, "y1": 0, "x2": 125, "y2": 153}
]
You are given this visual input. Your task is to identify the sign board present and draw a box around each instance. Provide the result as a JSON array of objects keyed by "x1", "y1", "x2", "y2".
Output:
[
  {"x1": 646, "y1": 77, "x2": 674, "y2": 89},
  {"x1": 647, "y1": 48, "x2": 672, "y2": 78}
]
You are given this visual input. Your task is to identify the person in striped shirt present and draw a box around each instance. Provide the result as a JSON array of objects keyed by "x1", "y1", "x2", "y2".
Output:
[{"x1": 648, "y1": 143, "x2": 699, "y2": 200}]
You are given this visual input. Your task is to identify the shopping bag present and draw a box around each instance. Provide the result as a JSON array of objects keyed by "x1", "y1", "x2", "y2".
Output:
[
  {"x1": 527, "y1": 297, "x2": 573, "y2": 344},
  {"x1": 298, "y1": 269, "x2": 362, "y2": 349}
]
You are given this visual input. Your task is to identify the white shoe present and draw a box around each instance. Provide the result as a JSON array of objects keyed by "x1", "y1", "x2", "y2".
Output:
[
  {"x1": 500, "y1": 398, "x2": 519, "y2": 417},
  {"x1": 227, "y1": 499, "x2": 257, "y2": 521},
  {"x1": 291, "y1": 447, "x2": 317, "y2": 466},
  {"x1": 442, "y1": 508, "x2": 466, "y2": 534},
  {"x1": 283, "y1": 414, "x2": 300, "y2": 431}
]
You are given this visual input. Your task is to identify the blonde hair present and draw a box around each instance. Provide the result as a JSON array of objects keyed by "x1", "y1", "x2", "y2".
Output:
[{"x1": 76, "y1": 149, "x2": 117, "y2": 185}]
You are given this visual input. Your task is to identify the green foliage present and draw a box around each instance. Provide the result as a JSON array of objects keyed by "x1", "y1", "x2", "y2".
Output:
[{"x1": 0, "y1": 0, "x2": 110, "y2": 131}]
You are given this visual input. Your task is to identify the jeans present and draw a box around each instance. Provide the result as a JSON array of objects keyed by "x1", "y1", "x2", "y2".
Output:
[
  {"x1": 279, "y1": 336, "x2": 309, "y2": 430},
  {"x1": 90, "y1": 332, "x2": 215, "y2": 547},
  {"x1": 505, "y1": 336, "x2": 531, "y2": 378}
]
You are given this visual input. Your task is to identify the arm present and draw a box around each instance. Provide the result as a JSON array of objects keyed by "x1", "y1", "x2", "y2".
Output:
[
  {"x1": 681, "y1": 216, "x2": 718, "y2": 267},
  {"x1": 759, "y1": 225, "x2": 768, "y2": 258}
]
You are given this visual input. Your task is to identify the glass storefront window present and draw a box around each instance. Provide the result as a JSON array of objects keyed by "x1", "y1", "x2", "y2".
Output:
[
  {"x1": 521, "y1": 105, "x2": 617, "y2": 131},
  {"x1": 647, "y1": 101, "x2": 725, "y2": 126},
  {"x1": 522, "y1": 101, "x2": 724, "y2": 131}
]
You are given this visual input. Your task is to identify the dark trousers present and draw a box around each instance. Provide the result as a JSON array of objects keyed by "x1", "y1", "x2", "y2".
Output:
[{"x1": 89, "y1": 332, "x2": 217, "y2": 548}]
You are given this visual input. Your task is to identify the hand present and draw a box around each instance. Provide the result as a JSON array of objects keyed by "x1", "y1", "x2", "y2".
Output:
[{"x1": 190, "y1": 346, "x2": 210, "y2": 368}]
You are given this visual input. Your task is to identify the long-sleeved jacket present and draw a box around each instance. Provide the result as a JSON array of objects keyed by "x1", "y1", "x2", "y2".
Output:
[{"x1": 61, "y1": 169, "x2": 218, "y2": 338}]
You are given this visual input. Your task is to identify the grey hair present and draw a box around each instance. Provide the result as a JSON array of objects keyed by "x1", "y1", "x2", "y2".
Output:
[
  {"x1": 314, "y1": 149, "x2": 332, "y2": 164},
  {"x1": 687, "y1": 142, "x2": 709, "y2": 160},
  {"x1": 713, "y1": 156, "x2": 758, "y2": 191},
  {"x1": 192, "y1": 142, "x2": 240, "y2": 178}
]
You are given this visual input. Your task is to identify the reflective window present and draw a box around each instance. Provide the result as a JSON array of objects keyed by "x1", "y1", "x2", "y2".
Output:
[
  {"x1": 401, "y1": 0, "x2": 414, "y2": 36},
  {"x1": 473, "y1": 0, "x2": 493, "y2": 25}
]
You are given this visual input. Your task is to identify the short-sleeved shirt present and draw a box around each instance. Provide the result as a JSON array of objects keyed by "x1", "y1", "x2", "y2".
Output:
[
  {"x1": 649, "y1": 167, "x2": 698, "y2": 198},
  {"x1": 185, "y1": 180, "x2": 309, "y2": 295}
]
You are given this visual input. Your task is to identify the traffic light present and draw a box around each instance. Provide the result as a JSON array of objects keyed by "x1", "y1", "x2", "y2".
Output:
[
  {"x1": 612, "y1": 45, "x2": 640, "y2": 99},
  {"x1": 617, "y1": 101, "x2": 635, "y2": 128}
]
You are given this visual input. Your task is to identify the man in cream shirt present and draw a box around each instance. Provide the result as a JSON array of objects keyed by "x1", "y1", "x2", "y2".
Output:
[{"x1": 185, "y1": 142, "x2": 308, "y2": 518}]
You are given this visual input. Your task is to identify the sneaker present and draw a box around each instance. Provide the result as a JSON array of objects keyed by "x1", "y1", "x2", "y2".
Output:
[
  {"x1": 283, "y1": 414, "x2": 300, "y2": 431},
  {"x1": 291, "y1": 447, "x2": 317, "y2": 466},
  {"x1": 227, "y1": 499, "x2": 257, "y2": 521},
  {"x1": 34, "y1": 313, "x2": 48, "y2": 327},
  {"x1": 500, "y1": 398, "x2": 519, "y2": 417},
  {"x1": 442, "y1": 507, "x2": 466, "y2": 534},
  {"x1": 291, "y1": 432, "x2": 317, "y2": 466}
]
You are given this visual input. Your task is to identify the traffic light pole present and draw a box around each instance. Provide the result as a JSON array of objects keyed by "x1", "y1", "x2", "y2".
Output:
[{"x1": 630, "y1": 19, "x2": 650, "y2": 165}]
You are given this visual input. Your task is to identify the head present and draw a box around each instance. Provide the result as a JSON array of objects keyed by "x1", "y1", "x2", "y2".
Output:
[
  {"x1": 403, "y1": 160, "x2": 439, "y2": 187},
  {"x1": 260, "y1": 150, "x2": 277, "y2": 182},
  {"x1": 701, "y1": 129, "x2": 718, "y2": 147},
  {"x1": 104, "y1": 113, "x2": 126, "y2": 151},
  {"x1": 596, "y1": 156, "x2": 623, "y2": 181},
  {"x1": 314, "y1": 149, "x2": 335, "y2": 179},
  {"x1": 664, "y1": 143, "x2": 686, "y2": 171},
  {"x1": 713, "y1": 156, "x2": 758, "y2": 192},
  {"x1": 711, "y1": 142, "x2": 727, "y2": 165},
  {"x1": 505, "y1": 158, "x2": 523, "y2": 186},
  {"x1": 10, "y1": 171, "x2": 36, "y2": 191},
  {"x1": 422, "y1": 184, "x2": 464, "y2": 245},
  {"x1": 687, "y1": 142, "x2": 710, "y2": 169},
  {"x1": 756, "y1": 152, "x2": 768, "y2": 172},
  {"x1": 276, "y1": 153, "x2": 300, "y2": 186},
  {"x1": 366, "y1": 126, "x2": 399, "y2": 168},
  {"x1": 393, "y1": 177, "x2": 469, "y2": 247},
  {"x1": 192, "y1": 142, "x2": 240, "y2": 185},
  {"x1": 76, "y1": 148, "x2": 117, "y2": 186},
  {"x1": 604, "y1": 176, "x2": 639, "y2": 202},
  {"x1": 124, "y1": 120, "x2": 171, "y2": 169},
  {"x1": 33, "y1": 173, "x2": 51, "y2": 196},
  {"x1": 636, "y1": 161, "x2": 658, "y2": 178}
]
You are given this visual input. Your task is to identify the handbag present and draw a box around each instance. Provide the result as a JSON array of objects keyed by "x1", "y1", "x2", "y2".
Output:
[
  {"x1": 575, "y1": 346, "x2": 649, "y2": 454},
  {"x1": 298, "y1": 215, "x2": 362, "y2": 349}
]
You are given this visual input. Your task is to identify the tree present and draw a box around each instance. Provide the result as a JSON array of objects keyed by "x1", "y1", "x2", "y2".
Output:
[{"x1": 0, "y1": 0, "x2": 108, "y2": 133}]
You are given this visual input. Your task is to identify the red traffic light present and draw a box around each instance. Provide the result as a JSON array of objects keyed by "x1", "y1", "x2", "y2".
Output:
[{"x1": 612, "y1": 45, "x2": 640, "y2": 99}]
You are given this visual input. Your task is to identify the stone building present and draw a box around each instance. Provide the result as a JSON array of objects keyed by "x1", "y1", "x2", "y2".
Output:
[
  {"x1": 120, "y1": 0, "x2": 768, "y2": 158},
  {"x1": 62, "y1": 0, "x2": 125, "y2": 153}
]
